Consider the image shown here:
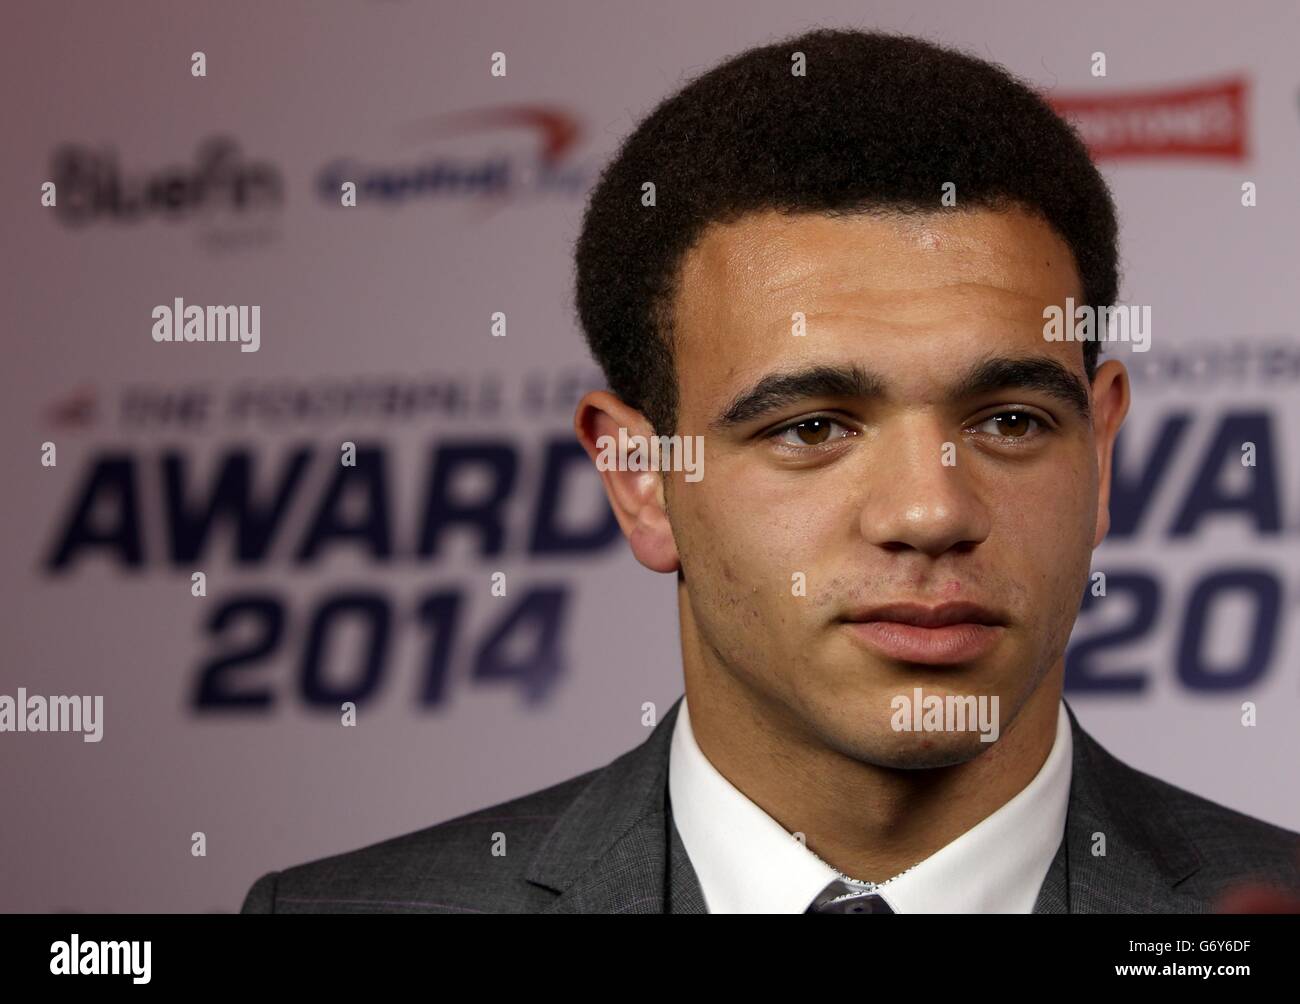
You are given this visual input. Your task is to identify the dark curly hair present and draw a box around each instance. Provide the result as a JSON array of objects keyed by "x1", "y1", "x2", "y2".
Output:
[{"x1": 573, "y1": 28, "x2": 1119, "y2": 436}]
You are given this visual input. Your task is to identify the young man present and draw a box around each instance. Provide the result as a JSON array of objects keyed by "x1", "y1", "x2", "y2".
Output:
[{"x1": 242, "y1": 28, "x2": 1300, "y2": 913}]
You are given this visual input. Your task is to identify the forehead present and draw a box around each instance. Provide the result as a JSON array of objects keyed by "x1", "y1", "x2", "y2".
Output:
[{"x1": 669, "y1": 206, "x2": 1085, "y2": 412}]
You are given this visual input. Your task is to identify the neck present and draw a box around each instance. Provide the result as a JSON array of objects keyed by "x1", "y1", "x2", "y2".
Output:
[{"x1": 680, "y1": 614, "x2": 1063, "y2": 884}]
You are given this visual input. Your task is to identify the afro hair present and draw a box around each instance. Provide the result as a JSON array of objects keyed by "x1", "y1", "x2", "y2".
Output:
[{"x1": 573, "y1": 27, "x2": 1119, "y2": 435}]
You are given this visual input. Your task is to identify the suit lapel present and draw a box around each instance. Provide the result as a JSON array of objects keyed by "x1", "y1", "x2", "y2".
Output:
[
  {"x1": 666, "y1": 800, "x2": 708, "y2": 913},
  {"x1": 1034, "y1": 700, "x2": 1204, "y2": 913},
  {"x1": 527, "y1": 696, "x2": 695, "y2": 913},
  {"x1": 528, "y1": 693, "x2": 1205, "y2": 913},
  {"x1": 1031, "y1": 833, "x2": 1069, "y2": 913}
]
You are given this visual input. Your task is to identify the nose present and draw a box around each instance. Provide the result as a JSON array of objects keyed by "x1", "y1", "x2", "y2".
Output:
[{"x1": 859, "y1": 420, "x2": 992, "y2": 558}]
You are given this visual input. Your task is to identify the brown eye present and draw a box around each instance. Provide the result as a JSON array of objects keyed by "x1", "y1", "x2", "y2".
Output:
[
  {"x1": 974, "y1": 411, "x2": 1040, "y2": 438},
  {"x1": 793, "y1": 418, "x2": 832, "y2": 445},
  {"x1": 771, "y1": 416, "x2": 855, "y2": 449}
]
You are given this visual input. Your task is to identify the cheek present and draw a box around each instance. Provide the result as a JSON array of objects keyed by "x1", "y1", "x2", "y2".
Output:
[
  {"x1": 989, "y1": 439, "x2": 1097, "y2": 532},
  {"x1": 672, "y1": 483, "x2": 744, "y2": 590},
  {"x1": 986, "y1": 452, "x2": 1097, "y2": 587},
  {"x1": 674, "y1": 471, "x2": 836, "y2": 603}
]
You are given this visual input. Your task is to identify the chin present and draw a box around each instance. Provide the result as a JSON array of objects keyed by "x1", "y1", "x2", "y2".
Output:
[
  {"x1": 874, "y1": 737, "x2": 992, "y2": 771},
  {"x1": 813, "y1": 707, "x2": 995, "y2": 770}
]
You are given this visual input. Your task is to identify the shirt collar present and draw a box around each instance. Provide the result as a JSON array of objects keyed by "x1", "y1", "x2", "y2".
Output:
[{"x1": 668, "y1": 695, "x2": 1072, "y2": 913}]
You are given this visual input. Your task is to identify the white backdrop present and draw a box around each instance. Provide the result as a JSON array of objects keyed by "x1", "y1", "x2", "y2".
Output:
[{"x1": 2, "y1": 0, "x2": 1297, "y2": 911}]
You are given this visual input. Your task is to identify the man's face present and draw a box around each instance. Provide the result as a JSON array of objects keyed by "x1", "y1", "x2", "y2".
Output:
[{"x1": 661, "y1": 206, "x2": 1127, "y2": 768}]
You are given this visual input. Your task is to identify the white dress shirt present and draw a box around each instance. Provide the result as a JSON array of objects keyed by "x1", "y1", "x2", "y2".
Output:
[{"x1": 667, "y1": 694, "x2": 1072, "y2": 913}]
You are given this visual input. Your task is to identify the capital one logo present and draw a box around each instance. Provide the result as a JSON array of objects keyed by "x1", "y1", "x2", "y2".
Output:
[{"x1": 317, "y1": 103, "x2": 597, "y2": 210}]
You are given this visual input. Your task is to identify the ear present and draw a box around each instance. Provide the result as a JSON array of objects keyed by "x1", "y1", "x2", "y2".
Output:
[
  {"x1": 1089, "y1": 359, "x2": 1131, "y2": 548},
  {"x1": 573, "y1": 390, "x2": 681, "y2": 573}
]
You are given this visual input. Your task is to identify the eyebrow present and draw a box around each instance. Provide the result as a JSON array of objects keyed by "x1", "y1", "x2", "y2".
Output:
[{"x1": 709, "y1": 355, "x2": 1091, "y2": 431}]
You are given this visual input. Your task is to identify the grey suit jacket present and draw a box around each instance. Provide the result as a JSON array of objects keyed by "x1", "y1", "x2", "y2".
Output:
[{"x1": 241, "y1": 696, "x2": 1300, "y2": 913}]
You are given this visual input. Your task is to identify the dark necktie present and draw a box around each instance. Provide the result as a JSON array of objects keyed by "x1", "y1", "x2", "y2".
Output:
[{"x1": 805, "y1": 878, "x2": 895, "y2": 914}]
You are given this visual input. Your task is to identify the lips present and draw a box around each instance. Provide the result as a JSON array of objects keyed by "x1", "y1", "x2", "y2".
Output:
[
  {"x1": 841, "y1": 602, "x2": 1007, "y2": 665},
  {"x1": 844, "y1": 602, "x2": 1005, "y2": 628}
]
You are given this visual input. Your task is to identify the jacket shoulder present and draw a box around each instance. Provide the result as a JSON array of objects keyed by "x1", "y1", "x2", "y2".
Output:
[
  {"x1": 1089, "y1": 738, "x2": 1300, "y2": 894},
  {"x1": 240, "y1": 765, "x2": 602, "y2": 914},
  {"x1": 1159, "y1": 775, "x2": 1300, "y2": 888}
]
